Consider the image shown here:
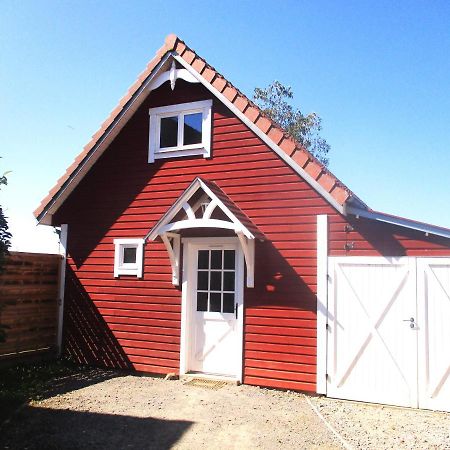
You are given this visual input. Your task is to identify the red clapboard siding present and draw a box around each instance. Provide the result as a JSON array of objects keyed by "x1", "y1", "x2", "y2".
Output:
[
  {"x1": 244, "y1": 376, "x2": 315, "y2": 392},
  {"x1": 329, "y1": 215, "x2": 450, "y2": 257},
  {"x1": 54, "y1": 81, "x2": 325, "y2": 390},
  {"x1": 245, "y1": 342, "x2": 316, "y2": 356},
  {"x1": 54, "y1": 78, "x2": 450, "y2": 392}
]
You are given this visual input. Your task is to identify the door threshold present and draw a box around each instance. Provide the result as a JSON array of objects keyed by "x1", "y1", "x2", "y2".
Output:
[{"x1": 181, "y1": 372, "x2": 240, "y2": 385}]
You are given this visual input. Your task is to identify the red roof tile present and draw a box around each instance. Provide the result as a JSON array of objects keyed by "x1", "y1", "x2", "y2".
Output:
[
  {"x1": 318, "y1": 172, "x2": 336, "y2": 192},
  {"x1": 292, "y1": 150, "x2": 310, "y2": 168}
]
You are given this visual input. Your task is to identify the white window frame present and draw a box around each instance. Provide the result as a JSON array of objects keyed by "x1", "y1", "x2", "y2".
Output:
[
  {"x1": 148, "y1": 99, "x2": 212, "y2": 163},
  {"x1": 114, "y1": 238, "x2": 144, "y2": 278}
]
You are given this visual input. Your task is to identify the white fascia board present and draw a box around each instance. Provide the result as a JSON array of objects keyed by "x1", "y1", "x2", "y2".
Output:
[
  {"x1": 38, "y1": 53, "x2": 172, "y2": 225},
  {"x1": 172, "y1": 53, "x2": 346, "y2": 215},
  {"x1": 346, "y1": 205, "x2": 450, "y2": 240}
]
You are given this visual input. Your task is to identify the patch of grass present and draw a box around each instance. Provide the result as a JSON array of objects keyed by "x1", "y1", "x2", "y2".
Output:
[{"x1": 0, "y1": 359, "x2": 87, "y2": 424}]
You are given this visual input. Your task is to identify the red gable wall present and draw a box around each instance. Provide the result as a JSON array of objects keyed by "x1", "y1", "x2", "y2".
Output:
[{"x1": 54, "y1": 80, "x2": 450, "y2": 392}]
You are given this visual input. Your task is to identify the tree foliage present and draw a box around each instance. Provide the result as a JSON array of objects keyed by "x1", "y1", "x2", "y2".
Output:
[
  {"x1": 0, "y1": 162, "x2": 11, "y2": 343},
  {"x1": 253, "y1": 81, "x2": 330, "y2": 166},
  {"x1": 0, "y1": 164, "x2": 11, "y2": 270}
]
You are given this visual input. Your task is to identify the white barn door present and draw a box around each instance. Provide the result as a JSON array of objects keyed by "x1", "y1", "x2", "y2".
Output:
[
  {"x1": 418, "y1": 258, "x2": 450, "y2": 412},
  {"x1": 327, "y1": 257, "x2": 418, "y2": 408}
]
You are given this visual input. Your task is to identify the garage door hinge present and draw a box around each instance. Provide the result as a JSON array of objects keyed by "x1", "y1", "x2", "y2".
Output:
[{"x1": 326, "y1": 323, "x2": 330, "y2": 330}]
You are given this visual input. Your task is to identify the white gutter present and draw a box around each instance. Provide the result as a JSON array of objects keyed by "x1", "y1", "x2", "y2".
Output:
[{"x1": 346, "y1": 205, "x2": 450, "y2": 240}]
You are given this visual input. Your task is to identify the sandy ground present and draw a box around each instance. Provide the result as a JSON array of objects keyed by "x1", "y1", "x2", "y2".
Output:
[
  {"x1": 0, "y1": 374, "x2": 340, "y2": 450},
  {"x1": 1, "y1": 372, "x2": 450, "y2": 449},
  {"x1": 310, "y1": 395, "x2": 450, "y2": 449}
]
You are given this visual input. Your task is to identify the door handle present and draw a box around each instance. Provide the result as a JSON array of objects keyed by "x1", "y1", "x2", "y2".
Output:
[
  {"x1": 403, "y1": 317, "x2": 415, "y2": 328},
  {"x1": 235, "y1": 303, "x2": 238, "y2": 320}
]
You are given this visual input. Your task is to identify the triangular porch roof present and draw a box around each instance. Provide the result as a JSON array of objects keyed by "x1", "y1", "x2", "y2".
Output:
[
  {"x1": 145, "y1": 177, "x2": 264, "y2": 242},
  {"x1": 145, "y1": 177, "x2": 261, "y2": 288}
]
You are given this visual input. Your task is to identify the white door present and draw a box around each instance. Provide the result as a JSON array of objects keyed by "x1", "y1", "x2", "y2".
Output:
[
  {"x1": 418, "y1": 258, "x2": 450, "y2": 412},
  {"x1": 327, "y1": 257, "x2": 418, "y2": 407},
  {"x1": 182, "y1": 239, "x2": 244, "y2": 379}
]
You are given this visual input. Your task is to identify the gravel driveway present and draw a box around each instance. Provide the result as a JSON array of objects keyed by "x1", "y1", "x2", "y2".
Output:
[{"x1": 1, "y1": 371, "x2": 450, "y2": 449}]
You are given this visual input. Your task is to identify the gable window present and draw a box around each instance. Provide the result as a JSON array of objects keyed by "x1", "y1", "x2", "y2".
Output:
[
  {"x1": 114, "y1": 238, "x2": 144, "y2": 278},
  {"x1": 148, "y1": 100, "x2": 212, "y2": 162}
]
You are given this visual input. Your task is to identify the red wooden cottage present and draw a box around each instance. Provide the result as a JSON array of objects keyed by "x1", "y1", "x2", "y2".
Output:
[{"x1": 35, "y1": 35, "x2": 450, "y2": 411}]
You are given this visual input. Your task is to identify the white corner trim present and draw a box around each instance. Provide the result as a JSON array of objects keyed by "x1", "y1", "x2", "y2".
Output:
[
  {"x1": 113, "y1": 238, "x2": 145, "y2": 278},
  {"x1": 56, "y1": 224, "x2": 68, "y2": 358},
  {"x1": 346, "y1": 205, "x2": 450, "y2": 240},
  {"x1": 316, "y1": 215, "x2": 328, "y2": 394},
  {"x1": 172, "y1": 53, "x2": 346, "y2": 215},
  {"x1": 179, "y1": 239, "x2": 189, "y2": 376}
]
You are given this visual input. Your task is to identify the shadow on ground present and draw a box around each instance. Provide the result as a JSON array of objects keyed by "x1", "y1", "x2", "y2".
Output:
[
  {"x1": 0, "y1": 405, "x2": 193, "y2": 450},
  {"x1": 0, "y1": 362, "x2": 123, "y2": 424},
  {"x1": 36, "y1": 367, "x2": 122, "y2": 400}
]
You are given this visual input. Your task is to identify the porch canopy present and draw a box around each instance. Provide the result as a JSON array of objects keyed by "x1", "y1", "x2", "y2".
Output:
[{"x1": 145, "y1": 177, "x2": 264, "y2": 287}]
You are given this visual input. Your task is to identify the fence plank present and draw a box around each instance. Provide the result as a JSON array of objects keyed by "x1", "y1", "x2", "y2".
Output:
[{"x1": 0, "y1": 252, "x2": 60, "y2": 361}]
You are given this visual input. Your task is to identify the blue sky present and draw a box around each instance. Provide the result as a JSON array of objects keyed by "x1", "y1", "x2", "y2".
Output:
[{"x1": 1, "y1": 0, "x2": 449, "y2": 253}]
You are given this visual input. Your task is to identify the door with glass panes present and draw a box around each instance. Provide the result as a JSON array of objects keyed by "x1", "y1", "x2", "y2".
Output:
[{"x1": 185, "y1": 239, "x2": 244, "y2": 378}]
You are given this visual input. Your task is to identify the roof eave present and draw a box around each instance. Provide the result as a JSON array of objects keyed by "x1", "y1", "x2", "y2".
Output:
[{"x1": 346, "y1": 205, "x2": 450, "y2": 240}]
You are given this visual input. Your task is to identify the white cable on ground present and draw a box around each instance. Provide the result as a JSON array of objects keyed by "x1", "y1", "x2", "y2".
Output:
[{"x1": 304, "y1": 395, "x2": 354, "y2": 450}]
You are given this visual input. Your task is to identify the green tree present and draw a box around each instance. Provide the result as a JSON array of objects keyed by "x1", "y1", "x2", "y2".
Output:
[
  {"x1": 0, "y1": 163, "x2": 11, "y2": 343},
  {"x1": 253, "y1": 81, "x2": 330, "y2": 166},
  {"x1": 0, "y1": 167, "x2": 11, "y2": 269}
]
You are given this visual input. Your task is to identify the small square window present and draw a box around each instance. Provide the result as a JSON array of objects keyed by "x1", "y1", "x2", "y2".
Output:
[
  {"x1": 114, "y1": 239, "x2": 144, "y2": 278},
  {"x1": 123, "y1": 247, "x2": 137, "y2": 264},
  {"x1": 148, "y1": 100, "x2": 212, "y2": 162}
]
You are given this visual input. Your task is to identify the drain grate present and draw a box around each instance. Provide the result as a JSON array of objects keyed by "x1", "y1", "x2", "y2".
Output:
[{"x1": 183, "y1": 378, "x2": 228, "y2": 390}]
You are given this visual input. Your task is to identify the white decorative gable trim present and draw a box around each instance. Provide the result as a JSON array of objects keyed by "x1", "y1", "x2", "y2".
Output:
[
  {"x1": 148, "y1": 60, "x2": 199, "y2": 92},
  {"x1": 145, "y1": 178, "x2": 261, "y2": 288}
]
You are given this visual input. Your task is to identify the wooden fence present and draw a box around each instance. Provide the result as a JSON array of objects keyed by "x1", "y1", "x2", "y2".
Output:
[{"x1": 0, "y1": 252, "x2": 61, "y2": 362}]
